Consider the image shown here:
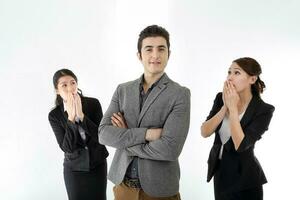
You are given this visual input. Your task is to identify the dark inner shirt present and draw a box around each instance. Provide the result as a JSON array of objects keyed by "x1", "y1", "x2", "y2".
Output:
[{"x1": 124, "y1": 74, "x2": 164, "y2": 179}]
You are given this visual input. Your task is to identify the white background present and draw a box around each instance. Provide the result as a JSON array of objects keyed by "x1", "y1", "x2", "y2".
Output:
[{"x1": 0, "y1": 0, "x2": 299, "y2": 199}]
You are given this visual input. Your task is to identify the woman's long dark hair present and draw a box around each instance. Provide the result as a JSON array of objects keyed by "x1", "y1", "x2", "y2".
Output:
[
  {"x1": 233, "y1": 57, "x2": 266, "y2": 98},
  {"x1": 53, "y1": 69, "x2": 83, "y2": 106}
]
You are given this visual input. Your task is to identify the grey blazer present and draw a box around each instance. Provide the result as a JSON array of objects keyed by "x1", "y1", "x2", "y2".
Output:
[{"x1": 98, "y1": 73, "x2": 190, "y2": 197}]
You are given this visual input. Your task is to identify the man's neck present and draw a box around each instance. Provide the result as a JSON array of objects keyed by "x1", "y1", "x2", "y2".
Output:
[{"x1": 143, "y1": 72, "x2": 164, "y2": 91}]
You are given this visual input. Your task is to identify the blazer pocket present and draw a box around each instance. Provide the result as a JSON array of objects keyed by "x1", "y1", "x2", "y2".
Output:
[
  {"x1": 65, "y1": 150, "x2": 80, "y2": 161},
  {"x1": 64, "y1": 148, "x2": 90, "y2": 171}
]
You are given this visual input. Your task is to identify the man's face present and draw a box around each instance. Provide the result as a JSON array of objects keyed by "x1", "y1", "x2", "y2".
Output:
[{"x1": 138, "y1": 36, "x2": 169, "y2": 76}]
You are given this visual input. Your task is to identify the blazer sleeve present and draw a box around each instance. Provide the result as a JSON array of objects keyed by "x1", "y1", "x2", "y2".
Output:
[
  {"x1": 126, "y1": 88, "x2": 190, "y2": 161},
  {"x1": 98, "y1": 85, "x2": 147, "y2": 149},
  {"x1": 206, "y1": 92, "x2": 223, "y2": 121},
  {"x1": 48, "y1": 110, "x2": 84, "y2": 153},
  {"x1": 78, "y1": 98, "x2": 102, "y2": 143},
  {"x1": 237, "y1": 103, "x2": 275, "y2": 153}
]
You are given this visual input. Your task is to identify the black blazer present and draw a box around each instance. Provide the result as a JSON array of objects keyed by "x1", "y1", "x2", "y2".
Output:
[
  {"x1": 206, "y1": 92, "x2": 275, "y2": 194},
  {"x1": 48, "y1": 96, "x2": 108, "y2": 171}
]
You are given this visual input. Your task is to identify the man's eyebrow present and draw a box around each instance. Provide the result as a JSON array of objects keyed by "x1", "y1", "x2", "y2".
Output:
[
  {"x1": 144, "y1": 45, "x2": 154, "y2": 49},
  {"x1": 144, "y1": 45, "x2": 167, "y2": 49}
]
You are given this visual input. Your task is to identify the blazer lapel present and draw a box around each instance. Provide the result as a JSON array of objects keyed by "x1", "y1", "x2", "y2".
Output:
[
  {"x1": 222, "y1": 95, "x2": 261, "y2": 152},
  {"x1": 240, "y1": 95, "x2": 260, "y2": 128},
  {"x1": 131, "y1": 79, "x2": 142, "y2": 124},
  {"x1": 59, "y1": 103, "x2": 68, "y2": 119},
  {"x1": 137, "y1": 74, "x2": 169, "y2": 125}
]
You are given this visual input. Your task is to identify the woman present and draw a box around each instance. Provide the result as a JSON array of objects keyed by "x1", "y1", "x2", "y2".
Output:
[
  {"x1": 201, "y1": 57, "x2": 275, "y2": 200},
  {"x1": 48, "y1": 69, "x2": 109, "y2": 200}
]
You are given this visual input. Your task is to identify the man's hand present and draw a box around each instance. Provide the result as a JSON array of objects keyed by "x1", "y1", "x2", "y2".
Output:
[
  {"x1": 111, "y1": 112, "x2": 128, "y2": 128},
  {"x1": 111, "y1": 112, "x2": 162, "y2": 142},
  {"x1": 145, "y1": 128, "x2": 163, "y2": 142}
]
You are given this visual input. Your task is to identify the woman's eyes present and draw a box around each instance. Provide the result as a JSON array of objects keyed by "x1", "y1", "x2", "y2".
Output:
[{"x1": 228, "y1": 71, "x2": 240, "y2": 75}]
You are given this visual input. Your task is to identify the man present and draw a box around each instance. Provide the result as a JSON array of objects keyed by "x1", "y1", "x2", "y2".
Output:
[{"x1": 98, "y1": 25, "x2": 190, "y2": 200}]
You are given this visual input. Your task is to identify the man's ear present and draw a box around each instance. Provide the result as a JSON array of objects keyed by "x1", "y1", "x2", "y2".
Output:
[
  {"x1": 168, "y1": 50, "x2": 171, "y2": 59},
  {"x1": 137, "y1": 52, "x2": 142, "y2": 61}
]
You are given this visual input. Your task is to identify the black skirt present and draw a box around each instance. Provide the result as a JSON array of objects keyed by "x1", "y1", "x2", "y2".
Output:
[{"x1": 63, "y1": 160, "x2": 107, "y2": 200}]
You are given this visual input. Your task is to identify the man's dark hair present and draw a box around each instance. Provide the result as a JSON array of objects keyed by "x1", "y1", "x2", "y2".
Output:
[{"x1": 137, "y1": 25, "x2": 170, "y2": 56}]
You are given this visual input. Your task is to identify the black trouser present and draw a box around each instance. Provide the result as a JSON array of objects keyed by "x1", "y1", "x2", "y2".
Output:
[{"x1": 64, "y1": 160, "x2": 107, "y2": 200}]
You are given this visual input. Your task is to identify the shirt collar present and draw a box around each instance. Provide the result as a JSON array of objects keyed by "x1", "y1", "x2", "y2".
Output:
[
  {"x1": 63, "y1": 102, "x2": 67, "y2": 112},
  {"x1": 139, "y1": 73, "x2": 166, "y2": 91}
]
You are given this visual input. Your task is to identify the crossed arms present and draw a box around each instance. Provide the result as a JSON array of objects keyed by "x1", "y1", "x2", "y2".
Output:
[{"x1": 98, "y1": 85, "x2": 190, "y2": 161}]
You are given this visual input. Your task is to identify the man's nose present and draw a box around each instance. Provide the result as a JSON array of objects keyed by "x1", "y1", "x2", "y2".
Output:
[{"x1": 152, "y1": 50, "x2": 159, "y2": 58}]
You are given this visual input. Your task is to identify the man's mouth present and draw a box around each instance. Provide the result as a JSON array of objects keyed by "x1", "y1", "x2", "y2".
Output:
[{"x1": 149, "y1": 61, "x2": 161, "y2": 64}]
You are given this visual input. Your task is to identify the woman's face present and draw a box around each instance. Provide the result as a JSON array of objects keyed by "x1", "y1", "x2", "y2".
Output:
[
  {"x1": 56, "y1": 75, "x2": 78, "y2": 102},
  {"x1": 227, "y1": 62, "x2": 256, "y2": 93}
]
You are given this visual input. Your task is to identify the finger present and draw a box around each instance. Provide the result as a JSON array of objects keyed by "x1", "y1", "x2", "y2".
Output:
[
  {"x1": 230, "y1": 83, "x2": 237, "y2": 93},
  {"x1": 111, "y1": 119, "x2": 118, "y2": 127},
  {"x1": 111, "y1": 116, "x2": 122, "y2": 126},
  {"x1": 75, "y1": 95, "x2": 82, "y2": 110},
  {"x1": 230, "y1": 82, "x2": 236, "y2": 91},
  {"x1": 77, "y1": 95, "x2": 82, "y2": 104},
  {"x1": 113, "y1": 113, "x2": 125, "y2": 125},
  {"x1": 66, "y1": 93, "x2": 71, "y2": 103},
  {"x1": 71, "y1": 95, "x2": 76, "y2": 106},
  {"x1": 74, "y1": 94, "x2": 79, "y2": 104},
  {"x1": 228, "y1": 81, "x2": 234, "y2": 90},
  {"x1": 117, "y1": 113, "x2": 128, "y2": 128},
  {"x1": 225, "y1": 81, "x2": 231, "y2": 92},
  {"x1": 75, "y1": 93, "x2": 81, "y2": 102},
  {"x1": 68, "y1": 92, "x2": 73, "y2": 99},
  {"x1": 224, "y1": 81, "x2": 227, "y2": 89},
  {"x1": 117, "y1": 112, "x2": 126, "y2": 121},
  {"x1": 227, "y1": 82, "x2": 233, "y2": 94},
  {"x1": 111, "y1": 118, "x2": 118, "y2": 126},
  {"x1": 223, "y1": 81, "x2": 227, "y2": 91},
  {"x1": 68, "y1": 93, "x2": 75, "y2": 105},
  {"x1": 67, "y1": 94, "x2": 75, "y2": 108},
  {"x1": 224, "y1": 82, "x2": 230, "y2": 94}
]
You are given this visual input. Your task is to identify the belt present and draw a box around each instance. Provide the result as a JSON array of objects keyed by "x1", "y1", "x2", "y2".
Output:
[{"x1": 123, "y1": 177, "x2": 142, "y2": 189}]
